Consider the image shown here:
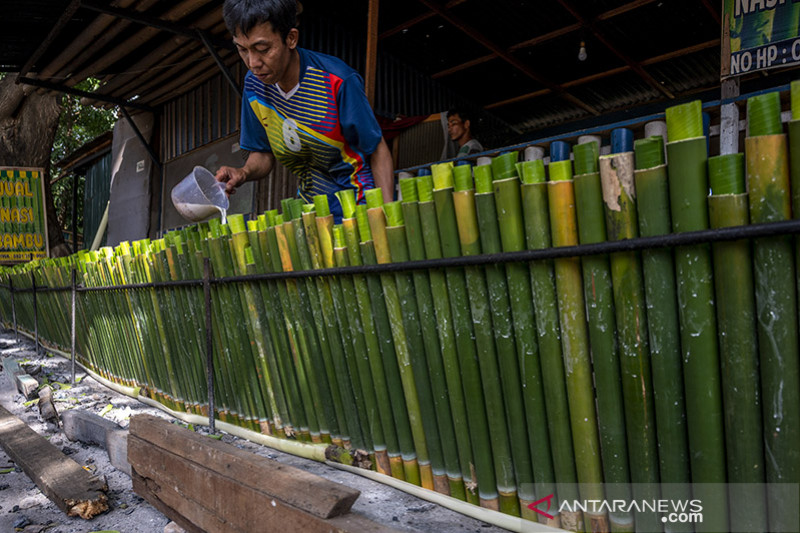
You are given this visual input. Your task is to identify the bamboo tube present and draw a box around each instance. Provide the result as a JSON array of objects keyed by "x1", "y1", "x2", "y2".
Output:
[
  {"x1": 547, "y1": 159, "x2": 606, "y2": 533},
  {"x1": 665, "y1": 100, "x2": 728, "y2": 532},
  {"x1": 229, "y1": 215, "x2": 283, "y2": 434},
  {"x1": 433, "y1": 164, "x2": 520, "y2": 518},
  {"x1": 365, "y1": 190, "x2": 434, "y2": 489},
  {"x1": 517, "y1": 160, "x2": 579, "y2": 527},
  {"x1": 745, "y1": 93, "x2": 800, "y2": 531},
  {"x1": 707, "y1": 153, "x2": 768, "y2": 532},
  {"x1": 381, "y1": 197, "x2": 450, "y2": 494},
  {"x1": 271, "y1": 216, "x2": 325, "y2": 441},
  {"x1": 599, "y1": 147, "x2": 662, "y2": 533},
  {"x1": 571, "y1": 142, "x2": 633, "y2": 532},
  {"x1": 336, "y1": 193, "x2": 403, "y2": 478},
  {"x1": 297, "y1": 202, "x2": 366, "y2": 449},
  {"x1": 633, "y1": 137, "x2": 692, "y2": 504},
  {"x1": 396, "y1": 182, "x2": 465, "y2": 499},
  {"x1": 355, "y1": 204, "x2": 420, "y2": 484},
  {"x1": 416, "y1": 174, "x2": 498, "y2": 510},
  {"x1": 470, "y1": 164, "x2": 539, "y2": 519}
]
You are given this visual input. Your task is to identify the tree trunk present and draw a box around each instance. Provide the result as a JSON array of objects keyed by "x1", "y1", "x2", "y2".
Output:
[{"x1": 0, "y1": 75, "x2": 68, "y2": 257}]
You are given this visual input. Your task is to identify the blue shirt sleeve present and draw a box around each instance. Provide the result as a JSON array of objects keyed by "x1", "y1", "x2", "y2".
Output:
[
  {"x1": 239, "y1": 92, "x2": 271, "y2": 153},
  {"x1": 337, "y1": 74, "x2": 382, "y2": 156}
]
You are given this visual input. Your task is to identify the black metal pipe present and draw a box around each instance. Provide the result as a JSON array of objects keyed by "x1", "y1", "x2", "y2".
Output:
[
  {"x1": 203, "y1": 258, "x2": 215, "y2": 434},
  {"x1": 10, "y1": 278, "x2": 17, "y2": 343},
  {"x1": 31, "y1": 271, "x2": 39, "y2": 356},
  {"x1": 71, "y1": 268, "x2": 77, "y2": 385}
]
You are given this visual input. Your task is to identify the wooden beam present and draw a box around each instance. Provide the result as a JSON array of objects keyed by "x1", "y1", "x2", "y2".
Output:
[
  {"x1": 699, "y1": 0, "x2": 722, "y2": 25},
  {"x1": 556, "y1": 0, "x2": 675, "y2": 99},
  {"x1": 431, "y1": 53, "x2": 494, "y2": 79},
  {"x1": 17, "y1": 0, "x2": 82, "y2": 79},
  {"x1": 18, "y1": 76, "x2": 156, "y2": 112},
  {"x1": 596, "y1": 0, "x2": 658, "y2": 20},
  {"x1": 365, "y1": 0, "x2": 380, "y2": 106},
  {"x1": 130, "y1": 415, "x2": 360, "y2": 519},
  {"x1": 67, "y1": 0, "x2": 209, "y2": 89},
  {"x1": 485, "y1": 40, "x2": 717, "y2": 110},
  {"x1": 0, "y1": 404, "x2": 108, "y2": 519},
  {"x1": 128, "y1": 415, "x2": 390, "y2": 533},
  {"x1": 379, "y1": 0, "x2": 469, "y2": 40},
  {"x1": 416, "y1": 0, "x2": 599, "y2": 115}
]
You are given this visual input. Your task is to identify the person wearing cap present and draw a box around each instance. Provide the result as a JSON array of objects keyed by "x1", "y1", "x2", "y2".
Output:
[{"x1": 215, "y1": 0, "x2": 394, "y2": 220}]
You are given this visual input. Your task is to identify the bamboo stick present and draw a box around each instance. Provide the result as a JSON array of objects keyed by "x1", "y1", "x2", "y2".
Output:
[
  {"x1": 707, "y1": 153, "x2": 768, "y2": 531},
  {"x1": 745, "y1": 93, "x2": 800, "y2": 531},
  {"x1": 547, "y1": 159, "x2": 606, "y2": 533},
  {"x1": 416, "y1": 174, "x2": 498, "y2": 510},
  {"x1": 665, "y1": 100, "x2": 728, "y2": 532}
]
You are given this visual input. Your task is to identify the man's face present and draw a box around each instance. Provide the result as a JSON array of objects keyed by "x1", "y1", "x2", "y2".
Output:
[
  {"x1": 233, "y1": 22, "x2": 298, "y2": 86},
  {"x1": 447, "y1": 114, "x2": 468, "y2": 142}
]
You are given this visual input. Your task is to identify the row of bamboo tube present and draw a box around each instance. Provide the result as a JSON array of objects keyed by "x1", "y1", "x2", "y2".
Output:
[{"x1": 2, "y1": 88, "x2": 800, "y2": 532}]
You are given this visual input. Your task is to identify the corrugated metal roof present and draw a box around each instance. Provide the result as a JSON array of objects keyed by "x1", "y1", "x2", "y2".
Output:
[{"x1": 0, "y1": 0, "x2": 787, "y2": 144}]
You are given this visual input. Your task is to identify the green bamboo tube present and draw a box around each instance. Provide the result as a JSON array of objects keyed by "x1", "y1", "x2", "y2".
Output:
[
  {"x1": 355, "y1": 204, "x2": 420, "y2": 484},
  {"x1": 337, "y1": 193, "x2": 403, "y2": 478},
  {"x1": 707, "y1": 153, "x2": 768, "y2": 532},
  {"x1": 308, "y1": 208, "x2": 372, "y2": 452},
  {"x1": 332, "y1": 224, "x2": 387, "y2": 470},
  {"x1": 490, "y1": 151, "x2": 518, "y2": 180},
  {"x1": 397, "y1": 184, "x2": 465, "y2": 499},
  {"x1": 417, "y1": 175, "x2": 498, "y2": 510},
  {"x1": 297, "y1": 205, "x2": 365, "y2": 449},
  {"x1": 365, "y1": 190, "x2": 433, "y2": 489},
  {"x1": 284, "y1": 205, "x2": 347, "y2": 444},
  {"x1": 229, "y1": 216, "x2": 283, "y2": 433},
  {"x1": 272, "y1": 220, "x2": 325, "y2": 441},
  {"x1": 491, "y1": 171, "x2": 558, "y2": 524},
  {"x1": 633, "y1": 138, "x2": 691, "y2": 499},
  {"x1": 383, "y1": 202, "x2": 458, "y2": 494},
  {"x1": 598, "y1": 151, "x2": 661, "y2": 533},
  {"x1": 665, "y1": 100, "x2": 728, "y2": 532},
  {"x1": 208, "y1": 232, "x2": 265, "y2": 429},
  {"x1": 266, "y1": 220, "x2": 318, "y2": 441},
  {"x1": 547, "y1": 160, "x2": 606, "y2": 533},
  {"x1": 571, "y1": 145, "x2": 634, "y2": 532},
  {"x1": 435, "y1": 172, "x2": 519, "y2": 517},
  {"x1": 519, "y1": 160, "x2": 579, "y2": 529},
  {"x1": 745, "y1": 126, "x2": 800, "y2": 531},
  {"x1": 249, "y1": 227, "x2": 302, "y2": 437},
  {"x1": 471, "y1": 166, "x2": 539, "y2": 517}
]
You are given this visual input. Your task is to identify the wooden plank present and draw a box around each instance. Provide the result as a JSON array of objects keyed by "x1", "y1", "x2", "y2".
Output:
[
  {"x1": 365, "y1": 0, "x2": 380, "y2": 106},
  {"x1": 129, "y1": 414, "x2": 359, "y2": 519},
  {"x1": 0, "y1": 404, "x2": 107, "y2": 518},
  {"x1": 132, "y1": 471, "x2": 214, "y2": 533},
  {"x1": 129, "y1": 436, "x2": 391, "y2": 533}
]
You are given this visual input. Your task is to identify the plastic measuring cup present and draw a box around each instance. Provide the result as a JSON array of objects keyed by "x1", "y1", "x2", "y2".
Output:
[{"x1": 171, "y1": 166, "x2": 229, "y2": 222}]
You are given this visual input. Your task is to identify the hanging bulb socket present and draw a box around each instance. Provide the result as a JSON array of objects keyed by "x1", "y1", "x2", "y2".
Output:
[{"x1": 578, "y1": 41, "x2": 587, "y2": 61}]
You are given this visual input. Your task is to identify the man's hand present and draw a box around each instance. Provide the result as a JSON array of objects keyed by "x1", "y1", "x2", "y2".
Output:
[
  {"x1": 214, "y1": 151, "x2": 275, "y2": 195},
  {"x1": 215, "y1": 166, "x2": 248, "y2": 196}
]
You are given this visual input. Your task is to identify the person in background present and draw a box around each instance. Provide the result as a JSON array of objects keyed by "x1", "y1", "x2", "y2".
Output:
[
  {"x1": 215, "y1": 0, "x2": 394, "y2": 220},
  {"x1": 447, "y1": 108, "x2": 483, "y2": 157}
]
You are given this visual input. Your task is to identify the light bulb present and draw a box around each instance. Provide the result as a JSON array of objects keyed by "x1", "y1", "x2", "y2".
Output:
[{"x1": 578, "y1": 41, "x2": 587, "y2": 61}]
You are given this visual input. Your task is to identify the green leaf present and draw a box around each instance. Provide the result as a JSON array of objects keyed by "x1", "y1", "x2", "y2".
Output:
[
  {"x1": 0, "y1": 467, "x2": 14, "y2": 474},
  {"x1": 53, "y1": 382, "x2": 71, "y2": 390},
  {"x1": 99, "y1": 404, "x2": 113, "y2": 417},
  {"x1": 23, "y1": 399, "x2": 39, "y2": 407},
  {"x1": 207, "y1": 434, "x2": 223, "y2": 440}
]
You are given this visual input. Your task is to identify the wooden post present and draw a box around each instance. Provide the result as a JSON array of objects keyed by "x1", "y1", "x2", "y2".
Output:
[
  {"x1": 365, "y1": 0, "x2": 380, "y2": 107},
  {"x1": 203, "y1": 258, "x2": 215, "y2": 433},
  {"x1": 72, "y1": 173, "x2": 79, "y2": 253}
]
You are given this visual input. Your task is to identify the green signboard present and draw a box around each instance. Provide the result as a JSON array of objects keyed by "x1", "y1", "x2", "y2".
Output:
[
  {"x1": 0, "y1": 167, "x2": 48, "y2": 262},
  {"x1": 723, "y1": 0, "x2": 800, "y2": 77}
]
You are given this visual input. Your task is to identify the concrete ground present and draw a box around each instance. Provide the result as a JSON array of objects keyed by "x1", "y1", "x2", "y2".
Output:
[{"x1": 0, "y1": 328, "x2": 515, "y2": 533}]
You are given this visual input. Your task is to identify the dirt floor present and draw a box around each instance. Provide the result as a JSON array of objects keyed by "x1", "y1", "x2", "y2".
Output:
[{"x1": 0, "y1": 328, "x2": 514, "y2": 533}]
